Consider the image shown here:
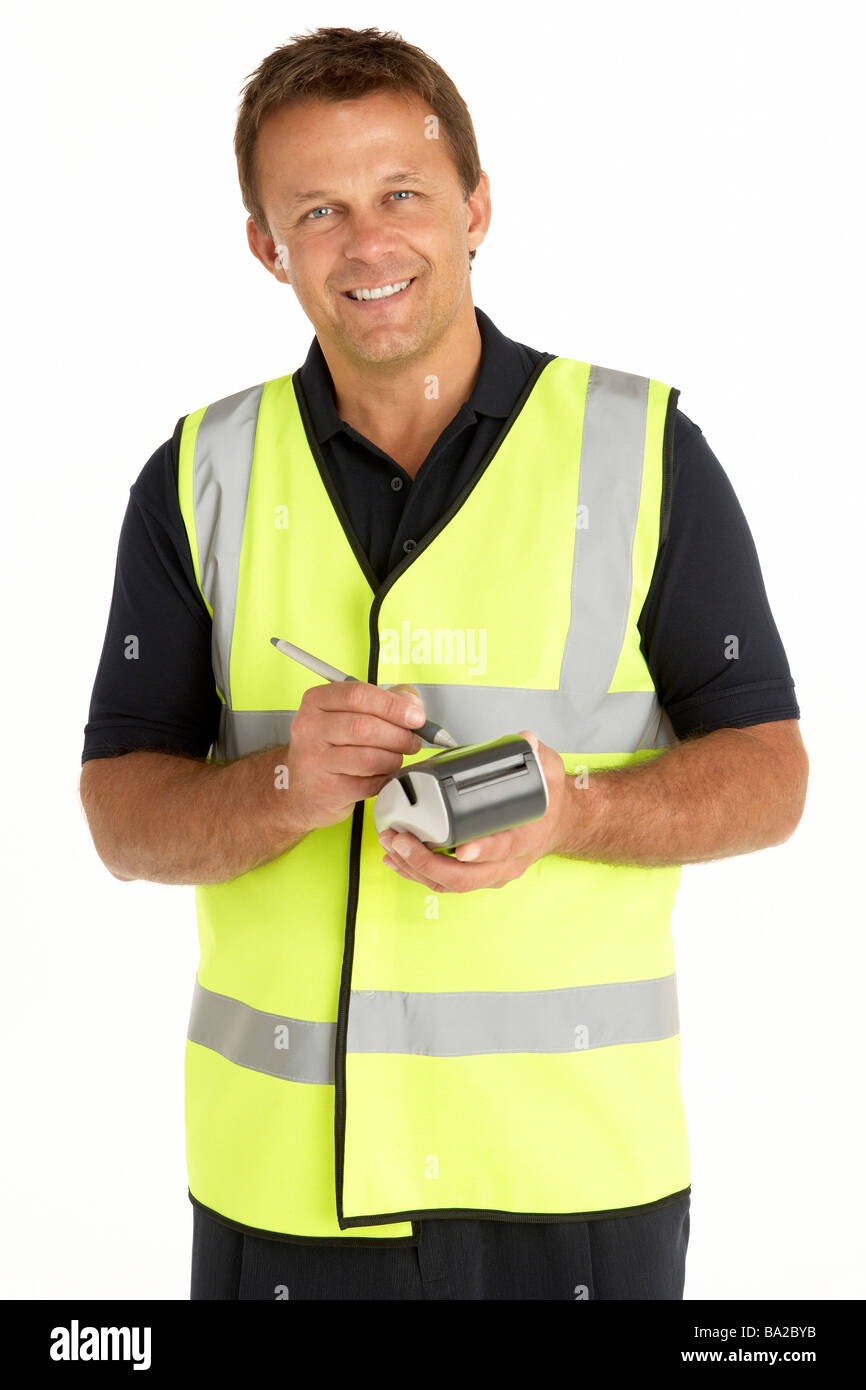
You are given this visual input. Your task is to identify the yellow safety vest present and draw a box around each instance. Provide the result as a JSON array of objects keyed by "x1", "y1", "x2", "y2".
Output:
[{"x1": 177, "y1": 353, "x2": 690, "y2": 1242}]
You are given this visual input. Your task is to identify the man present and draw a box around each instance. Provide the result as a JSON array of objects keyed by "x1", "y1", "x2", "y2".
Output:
[{"x1": 80, "y1": 26, "x2": 808, "y2": 1301}]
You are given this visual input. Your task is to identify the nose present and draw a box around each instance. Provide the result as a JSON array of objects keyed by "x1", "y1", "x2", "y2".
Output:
[{"x1": 339, "y1": 206, "x2": 403, "y2": 265}]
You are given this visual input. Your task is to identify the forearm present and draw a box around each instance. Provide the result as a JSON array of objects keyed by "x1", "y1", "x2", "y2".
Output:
[
  {"x1": 553, "y1": 728, "x2": 804, "y2": 868},
  {"x1": 80, "y1": 747, "x2": 308, "y2": 885}
]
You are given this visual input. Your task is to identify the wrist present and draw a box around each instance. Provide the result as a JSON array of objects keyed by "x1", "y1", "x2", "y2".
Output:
[
  {"x1": 550, "y1": 766, "x2": 607, "y2": 859},
  {"x1": 252, "y1": 747, "x2": 312, "y2": 849}
]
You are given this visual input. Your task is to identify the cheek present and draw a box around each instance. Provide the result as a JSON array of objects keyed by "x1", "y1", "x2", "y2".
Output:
[{"x1": 281, "y1": 238, "x2": 330, "y2": 288}]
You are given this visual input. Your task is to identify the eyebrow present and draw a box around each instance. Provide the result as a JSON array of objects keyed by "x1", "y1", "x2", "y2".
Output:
[{"x1": 289, "y1": 170, "x2": 428, "y2": 207}]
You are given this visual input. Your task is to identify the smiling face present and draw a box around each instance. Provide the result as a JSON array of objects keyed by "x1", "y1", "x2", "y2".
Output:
[{"x1": 248, "y1": 89, "x2": 489, "y2": 367}]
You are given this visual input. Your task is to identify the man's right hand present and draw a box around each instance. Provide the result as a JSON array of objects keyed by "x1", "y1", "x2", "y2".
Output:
[{"x1": 285, "y1": 680, "x2": 427, "y2": 832}]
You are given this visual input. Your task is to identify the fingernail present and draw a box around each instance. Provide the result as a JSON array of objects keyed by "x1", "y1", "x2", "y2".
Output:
[
  {"x1": 459, "y1": 844, "x2": 479, "y2": 861},
  {"x1": 405, "y1": 704, "x2": 425, "y2": 727}
]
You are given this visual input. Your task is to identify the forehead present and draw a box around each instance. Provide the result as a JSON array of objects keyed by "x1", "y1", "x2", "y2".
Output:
[{"x1": 255, "y1": 90, "x2": 455, "y2": 205}]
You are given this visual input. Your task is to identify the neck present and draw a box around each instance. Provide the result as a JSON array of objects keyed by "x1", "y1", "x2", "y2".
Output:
[{"x1": 319, "y1": 298, "x2": 483, "y2": 479}]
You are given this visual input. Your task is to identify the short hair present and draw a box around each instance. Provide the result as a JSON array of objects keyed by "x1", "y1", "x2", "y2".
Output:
[{"x1": 234, "y1": 26, "x2": 482, "y2": 264}]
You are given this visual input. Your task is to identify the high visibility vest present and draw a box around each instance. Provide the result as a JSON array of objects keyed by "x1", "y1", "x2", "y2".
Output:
[{"x1": 177, "y1": 353, "x2": 690, "y2": 1242}]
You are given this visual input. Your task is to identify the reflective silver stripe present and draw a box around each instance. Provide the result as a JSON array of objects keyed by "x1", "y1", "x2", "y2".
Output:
[
  {"x1": 187, "y1": 979, "x2": 336, "y2": 1084},
  {"x1": 347, "y1": 974, "x2": 679, "y2": 1056},
  {"x1": 193, "y1": 384, "x2": 265, "y2": 707},
  {"x1": 187, "y1": 975, "x2": 679, "y2": 1083},
  {"x1": 214, "y1": 707, "x2": 298, "y2": 762},
  {"x1": 568, "y1": 366, "x2": 650, "y2": 697},
  {"x1": 213, "y1": 692, "x2": 675, "y2": 762},
  {"x1": 189, "y1": 364, "x2": 674, "y2": 761}
]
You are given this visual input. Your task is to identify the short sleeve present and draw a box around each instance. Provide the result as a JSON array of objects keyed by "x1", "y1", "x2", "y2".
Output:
[
  {"x1": 81, "y1": 426, "x2": 222, "y2": 763},
  {"x1": 639, "y1": 411, "x2": 800, "y2": 738}
]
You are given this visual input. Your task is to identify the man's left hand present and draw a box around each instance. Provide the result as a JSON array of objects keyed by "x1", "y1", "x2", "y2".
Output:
[{"x1": 376, "y1": 731, "x2": 569, "y2": 892}]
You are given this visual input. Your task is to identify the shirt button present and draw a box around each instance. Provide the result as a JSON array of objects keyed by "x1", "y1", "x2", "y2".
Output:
[
  {"x1": 390, "y1": 476, "x2": 403, "y2": 491},
  {"x1": 403, "y1": 539, "x2": 417, "y2": 554}
]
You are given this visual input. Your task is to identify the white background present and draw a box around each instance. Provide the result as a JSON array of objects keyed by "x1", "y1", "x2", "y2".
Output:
[{"x1": 2, "y1": 0, "x2": 862, "y2": 1300}]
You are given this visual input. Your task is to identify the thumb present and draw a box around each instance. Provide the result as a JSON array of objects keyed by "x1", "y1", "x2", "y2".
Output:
[{"x1": 390, "y1": 683, "x2": 424, "y2": 710}]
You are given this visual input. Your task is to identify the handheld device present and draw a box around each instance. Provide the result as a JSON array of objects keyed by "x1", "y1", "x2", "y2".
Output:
[{"x1": 373, "y1": 734, "x2": 549, "y2": 850}]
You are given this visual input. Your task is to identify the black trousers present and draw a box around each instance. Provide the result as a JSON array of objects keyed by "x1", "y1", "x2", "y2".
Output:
[{"x1": 190, "y1": 1194, "x2": 690, "y2": 1300}]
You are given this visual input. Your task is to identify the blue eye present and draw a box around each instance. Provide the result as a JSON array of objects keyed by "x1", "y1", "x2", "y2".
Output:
[{"x1": 304, "y1": 190, "x2": 415, "y2": 221}]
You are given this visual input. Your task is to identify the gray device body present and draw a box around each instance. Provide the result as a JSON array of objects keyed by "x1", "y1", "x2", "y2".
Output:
[{"x1": 372, "y1": 734, "x2": 549, "y2": 850}]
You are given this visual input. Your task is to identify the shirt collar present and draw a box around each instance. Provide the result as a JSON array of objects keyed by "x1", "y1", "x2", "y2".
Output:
[{"x1": 296, "y1": 305, "x2": 530, "y2": 444}]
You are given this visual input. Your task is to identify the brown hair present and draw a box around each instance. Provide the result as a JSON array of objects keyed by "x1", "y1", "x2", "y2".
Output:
[{"x1": 234, "y1": 26, "x2": 482, "y2": 263}]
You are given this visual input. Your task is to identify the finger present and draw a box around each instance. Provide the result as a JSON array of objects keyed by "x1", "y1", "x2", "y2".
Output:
[
  {"x1": 386, "y1": 831, "x2": 495, "y2": 890},
  {"x1": 321, "y1": 711, "x2": 423, "y2": 760},
  {"x1": 389, "y1": 683, "x2": 423, "y2": 707},
  {"x1": 454, "y1": 828, "x2": 523, "y2": 863},
  {"x1": 386, "y1": 842, "x2": 528, "y2": 894},
  {"x1": 383, "y1": 853, "x2": 449, "y2": 894},
  {"x1": 313, "y1": 679, "x2": 427, "y2": 735},
  {"x1": 387, "y1": 831, "x2": 457, "y2": 871}
]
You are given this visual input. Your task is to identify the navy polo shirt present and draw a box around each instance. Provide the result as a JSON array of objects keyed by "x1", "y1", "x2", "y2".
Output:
[{"x1": 82, "y1": 304, "x2": 799, "y2": 765}]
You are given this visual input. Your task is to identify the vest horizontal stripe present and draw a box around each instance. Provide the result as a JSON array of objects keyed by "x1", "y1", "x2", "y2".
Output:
[
  {"x1": 347, "y1": 974, "x2": 679, "y2": 1056},
  {"x1": 187, "y1": 974, "x2": 679, "y2": 1082},
  {"x1": 212, "y1": 690, "x2": 676, "y2": 763},
  {"x1": 187, "y1": 979, "x2": 336, "y2": 1084}
]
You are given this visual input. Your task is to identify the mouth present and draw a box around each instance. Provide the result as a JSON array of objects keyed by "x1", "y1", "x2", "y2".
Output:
[{"x1": 341, "y1": 276, "x2": 417, "y2": 307}]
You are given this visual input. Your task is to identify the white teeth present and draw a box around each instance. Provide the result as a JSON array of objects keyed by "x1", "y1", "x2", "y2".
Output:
[{"x1": 347, "y1": 279, "x2": 411, "y2": 301}]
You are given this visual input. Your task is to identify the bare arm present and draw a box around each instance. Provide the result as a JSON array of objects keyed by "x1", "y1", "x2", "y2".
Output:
[
  {"x1": 79, "y1": 746, "x2": 310, "y2": 885},
  {"x1": 375, "y1": 719, "x2": 810, "y2": 893},
  {"x1": 552, "y1": 719, "x2": 810, "y2": 867},
  {"x1": 80, "y1": 683, "x2": 427, "y2": 886}
]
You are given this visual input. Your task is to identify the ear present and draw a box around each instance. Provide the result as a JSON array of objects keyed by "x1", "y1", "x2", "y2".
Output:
[{"x1": 245, "y1": 215, "x2": 289, "y2": 283}]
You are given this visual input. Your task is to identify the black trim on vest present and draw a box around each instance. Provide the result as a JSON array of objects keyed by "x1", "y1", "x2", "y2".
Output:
[
  {"x1": 188, "y1": 1191, "x2": 421, "y2": 1247},
  {"x1": 291, "y1": 376, "x2": 381, "y2": 595},
  {"x1": 659, "y1": 386, "x2": 680, "y2": 551},
  {"x1": 170, "y1": 413, "x2": 186, "y2": 480},
  {"x1": 337, "y1": 1185, "x2": 692, "y2": 1230}
]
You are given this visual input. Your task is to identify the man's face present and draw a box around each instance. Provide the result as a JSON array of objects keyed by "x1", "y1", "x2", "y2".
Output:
[{"x1": 250, "y1": 89, "x2": 489, "y2": 366}]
